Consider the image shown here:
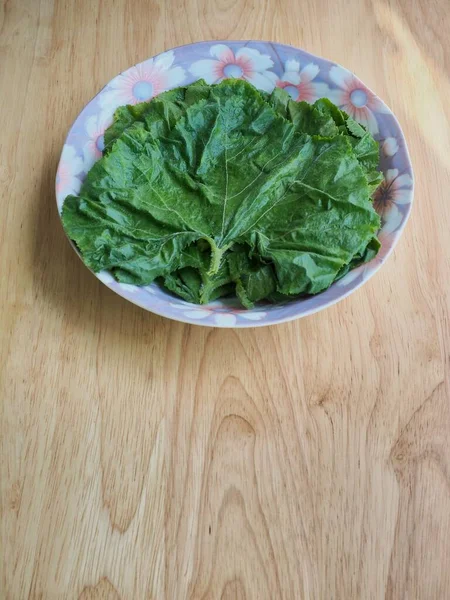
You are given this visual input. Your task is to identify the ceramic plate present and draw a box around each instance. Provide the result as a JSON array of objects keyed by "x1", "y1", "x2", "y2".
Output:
[{"x1": 56, "y1": 41, "x2": 414, "y2": 327}]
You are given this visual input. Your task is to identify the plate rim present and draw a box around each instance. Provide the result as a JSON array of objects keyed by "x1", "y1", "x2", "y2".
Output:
[{"x1": 55, "y1": 39, "x2": 414, "y2": 328}]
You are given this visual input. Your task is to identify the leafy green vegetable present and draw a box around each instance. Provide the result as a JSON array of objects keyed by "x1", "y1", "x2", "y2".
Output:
[
  {"x1": 62, "y1": 79, "x2": 382, "y2": 308},
  {"x1": 103, "y1": 80, "x2": 212, "y2": 152}
]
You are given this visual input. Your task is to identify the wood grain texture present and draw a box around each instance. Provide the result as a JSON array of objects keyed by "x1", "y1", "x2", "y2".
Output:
[{"x1": 1, "y1": 0, "x2": 449, "y2": 598}]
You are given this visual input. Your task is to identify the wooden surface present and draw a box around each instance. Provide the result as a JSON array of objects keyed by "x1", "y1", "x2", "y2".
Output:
[{"x1": 1, "y1": 0, "x2": 450, "y2": 598}]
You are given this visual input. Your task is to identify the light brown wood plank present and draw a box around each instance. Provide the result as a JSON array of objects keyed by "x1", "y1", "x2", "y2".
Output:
[{"x1": 1, "y1": 0, "x2": 449, "y2": 597}]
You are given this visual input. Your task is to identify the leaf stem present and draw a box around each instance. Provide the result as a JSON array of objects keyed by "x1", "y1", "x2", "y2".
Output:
[{"x1": 205, "y1": 238, "x2": 229, "y2": 275}]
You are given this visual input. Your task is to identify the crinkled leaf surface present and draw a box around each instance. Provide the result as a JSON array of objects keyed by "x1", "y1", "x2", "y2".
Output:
[{"x1": 62, "y1": 79, "x2": 381, "y2": 307}]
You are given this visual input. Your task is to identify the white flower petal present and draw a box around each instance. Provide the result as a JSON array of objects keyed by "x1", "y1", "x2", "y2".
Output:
[
  {"x1": 154, "y1": 50, "x2": 175, "y2": 70},
  {"x1": 165, "y1": 65, "x2": 186, "y2": 89},
  {"x1": 209, "y1": 302, "x2": 227, "y2": 310},
  {"x1": 169, "y1": 301, "x2": 192, "y2": 308},
  {"x1": 82, "y1": 143, "x2": 99, "y2": 172},
  {"x1": 359, "y1": 108, "x2": 379, "y2": 135},
  {"x1": 376, "y1": 231, "x2": 393, "y2": 261},
  {"x1": 56, "y1": 153, "x2": 83, "y2": 202},
  {"x1": 61, "y1": 146, "x2": 83, "y2": 178},
  {"x1": 264, "y1": 70, "x2": 279, "y2": 84},
  {"x1": 393, "y1": 173, "x2": 413, "y2": 190},
  {"x1": 189, "y1": 59, "x2": 221, "y2": 84},
  {"x1": 281, "y1": 71, "x2": 301, "y2": 84},
  {"x1": 98, "y1": 89, "x2": 128, "y2": 111},
  {"x1": 183, "y1": 309, "x2": 211, "y2": 319},
  {"x1": 97, "y1": 271, "x2": 115, "y2": 284},
  {"x1": 214, "y1": 313, "x2": 237, "y2": 327},
  {"x1": 99, "y1": 111, "x2": 113, "y2": 131},
  {"x1": 393, "y1": 188, "x2": 412, "y2": 206},
  {"x1": 327, "y1": 88, "x2": 348, "y2": 107},
  {"x1": 236, "y1": 47, "x2": 274, "y2": 72},
  {"x1": 85, "y1": 115, "x2": 99, "y2": 137},
  {"x1": 284, "y1": 59, "x2": 300, "y2": 73},
  {"x1": 210, "y1": 44, "x2": 234, "y2": 61},
  {"x1": 61, "y1": 144, "x2": 77, "y2": 162},
  {"x1": 118, "y1": 283, "x2": 140, "y2": 293},
  {"x1": 310, "y1": 82, "x2": 330, "y2": 100},
  {"x1": 382, "y1": 137, "x2": 398, "y2": 156},
  {"x1": 67, "y1": 176, "x2": 82, "y2": 196},
  {"x1": 61, "y1": 145, "x2": 75, "y2": 160},
  {"x1": 329, "y1": 65, "x2": 353, "y2": 90},
  {"x1": 299, "y1": 63, "x2": 319, "y2": 83},
  {"x1": 240, "y1": 312, "x2": 267, "y2": 320},
  {"x1": 381, "y1": 204, "x2": 403, "y2": 234},
  {"x1": 384, "y1": 168, "x2": 399, "y2": 184},
  {"x1": 72, "y1": 155, "x2": 84, "y2": 176},
  {"x1": 245, "y1": 71, "x2": 276, "y2": 92},
  {"x1": 108, "y1": 71, "x2": 130, "y2": 91}
]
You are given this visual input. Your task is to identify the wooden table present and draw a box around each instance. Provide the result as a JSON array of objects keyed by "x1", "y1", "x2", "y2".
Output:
[{"x1": 2, "y1": 0, "x2": 449, "y2": 598}]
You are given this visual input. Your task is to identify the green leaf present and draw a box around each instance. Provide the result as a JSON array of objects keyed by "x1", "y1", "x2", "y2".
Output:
[
  {"x1": 227, "y1": 246, "x2": 276, "y2": 308},
  {"x1": 267, "y1": 90, "x2": 382, "y2": 189},
  {"x1": 246, "y1": 135, "x2": 380, "y2": 295},
  {"x1": 62, "y1": 79, "x2": 383, "y2": 308},
  {"x1": 103, "y1": 80, "x2": 211, "y2": 152},
  {"x1": 268, "y1": 90, "x2": 346, "y2": 137},
  {"x1": 346, "y1": 116, "x2": 366, "y2": 138}
]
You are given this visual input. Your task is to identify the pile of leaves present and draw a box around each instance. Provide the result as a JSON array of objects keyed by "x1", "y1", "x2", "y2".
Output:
[{"x1": 62, "y1": 79, "x2": 382, "y2": 308}]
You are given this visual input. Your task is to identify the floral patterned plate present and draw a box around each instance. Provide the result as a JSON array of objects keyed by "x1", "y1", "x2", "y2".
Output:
[{"x1": 56, "y1": 41, "x2": 413, "y2": 327}]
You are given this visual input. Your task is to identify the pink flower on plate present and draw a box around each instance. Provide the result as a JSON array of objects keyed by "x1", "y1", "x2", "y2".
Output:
[
  {"x1": 329, "y1": 65, "x2": 389, "y2": 134},
  {"x1": 189, "y1": 44, "x2": 278, "y2": 92},
  {"x1": 276, "y1": 59, "x2": 329, "y2": 102},
  {"x1": 373, "y1": 168, "x2": 413, "y2": 234},
  {"x1": 337, "y1": 169, "x2": 412, "y2": 287},
  {"x1": 82, "y1": 112, "x2": 113, "y2": 171},
  {"x1": 56, "y1": 145, "x2": 83, "y2": 206},
  {"x1": 169, "y1": 299, "x2": 268, "y2": 326},
  {"x1": 169, "y1": 300, "x2": 229, "y2": 324},
  {"x1": 99, "y1": 51, "x2": 185, "y2": 111}
]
